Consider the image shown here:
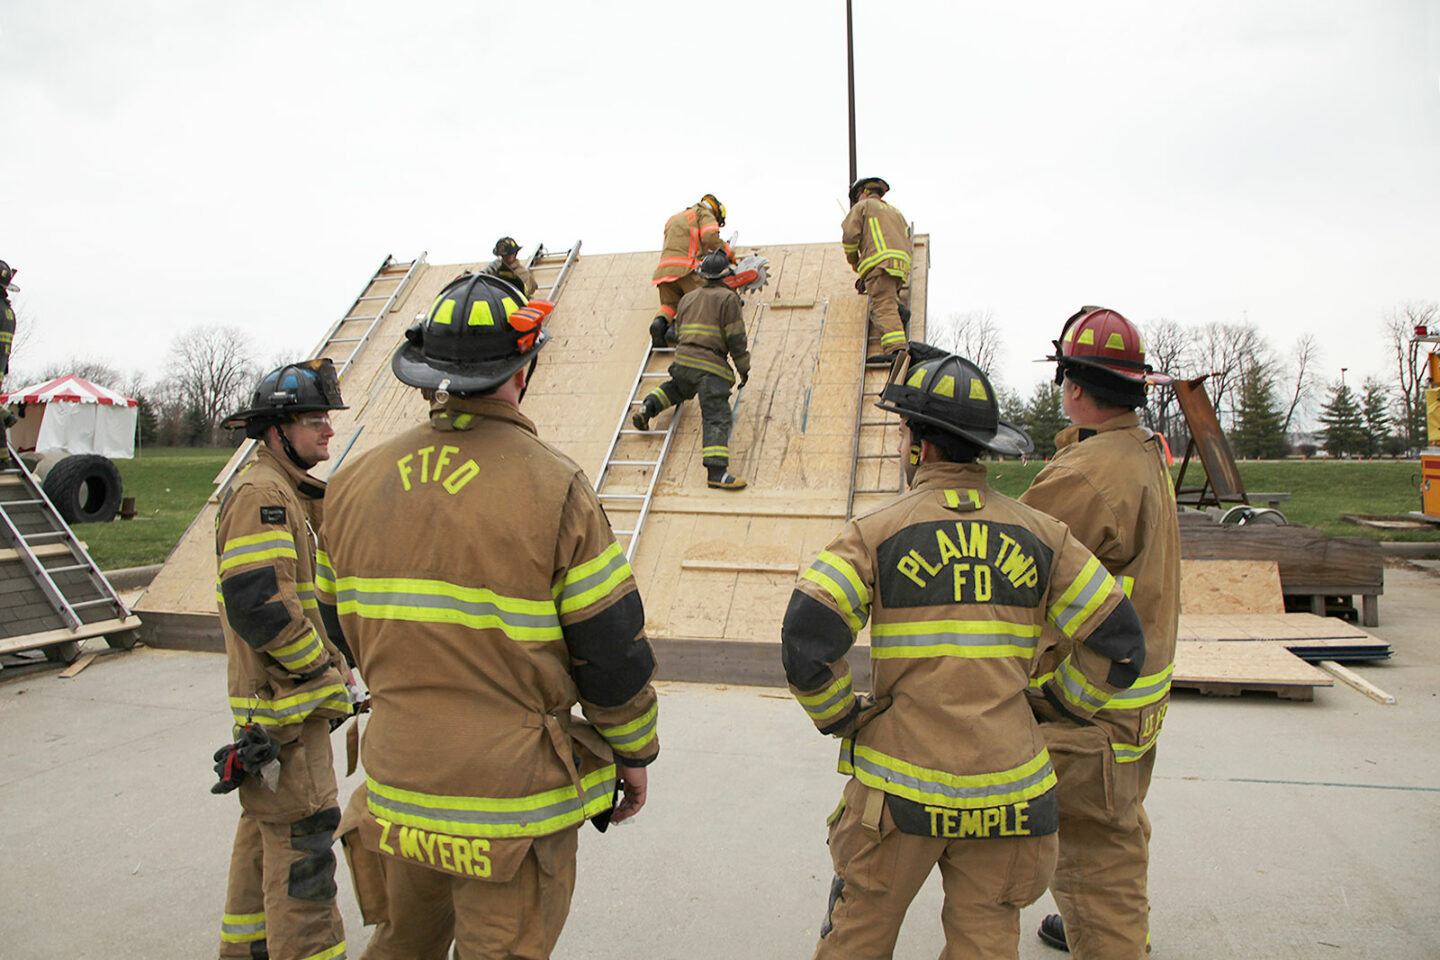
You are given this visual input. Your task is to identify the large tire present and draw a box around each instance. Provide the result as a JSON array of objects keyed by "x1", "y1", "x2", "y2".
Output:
[{"x1": 42, "y1": 454, "x2": 123, "y2": 524}]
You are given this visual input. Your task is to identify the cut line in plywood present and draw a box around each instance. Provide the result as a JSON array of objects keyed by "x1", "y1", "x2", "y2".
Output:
[
  {"x1": 1179, "y1": 559, "x2": 1283, "y2": 614},
  {"x1": 1172, "y1": 641, "x2": 1333, "y2": 701}
]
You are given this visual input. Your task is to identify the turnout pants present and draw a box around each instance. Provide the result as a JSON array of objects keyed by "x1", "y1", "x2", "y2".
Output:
[
  {"x1": 655, "y1": 274, "x2": 702, "y2": 321},
  {"x1": 1045, "y1": 723, "x2": 1156, "y2": 959},
  {"x1": 220, "y1": 720, "x2": 345, "y2": 960},
  {"x1": 863, "y1": 270, "x2": 908, "y2": 354},
  {"x1": 359, "y1": 828, "x2": 578, "y2": 960},
  {"x1": 646, "y1": 364, "x2": 735, "y2": 468},
  {"x1": 815, "y1": 778, "x2": 1057, "y2": 960}
]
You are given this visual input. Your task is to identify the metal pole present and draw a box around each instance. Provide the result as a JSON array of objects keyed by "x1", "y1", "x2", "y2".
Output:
[{"x1": 846, "y1": 0, "x2": 857, "y2": 187}]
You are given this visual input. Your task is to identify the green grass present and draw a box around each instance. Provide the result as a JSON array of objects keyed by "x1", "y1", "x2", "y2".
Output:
[
  {"x1": 985, "y1": 457, "x2": 1438, "y2": 543},
  {"x1": 61, "y1": 449, "x2": 1439, "y2": 570},
  {"x1": 77, "y1": 447, "x2": 235, "y2": 569}
]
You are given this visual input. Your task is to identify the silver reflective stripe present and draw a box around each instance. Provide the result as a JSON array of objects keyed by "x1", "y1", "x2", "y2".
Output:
[
  {"x1": 336, "y1": 585, "x2": 560, "y2": 636},
  {"x1": 848, "y1": 747, "x2": 1055, "y2": 805},
  {"x1": 870, "y1": 625, "x2": 1039, "y2": 657},
  {"x1": 558, "y1": 548, "x2": 629, "y2": 610},
  {"x1": 1056, "y1": 659, "x2": 1109, "y2": 711},
  {"x1": 801, "y1": 683, "x2": 853, "y2": 720},
  {"x1": 602, "y1": 708, "x2": 658, "y2": 751},
  {"x1": 1051, "y1": 562, "x2": 1110, "y2": 635},
  {"x1": 810, "y1": 556, "x2": 865, "y2": 616},
  {"x1": 369, "y1": 776, "x2": 615, "y2": 829}
]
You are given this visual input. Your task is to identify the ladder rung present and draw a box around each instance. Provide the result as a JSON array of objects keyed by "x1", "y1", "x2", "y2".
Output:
[
  {"x1": 339, "y1": 314, "x2": 382, "y2": 324},
  {"x1": 854, "y1": 487, "x2": 901, "y2": 494},
  {"x1": 45, "y1": 564, "x2": 88, "y2": 574},
  {"x1": 598, "y1": 493, "x2": 647, "y2": 500},
  {"x1": 4, "y1": 498, "x2": 43, "y2": 506},
  {"x1": 328, "y1": 337, "x2": 363, "y2": 344},
  {"x1": 859, "y1": 420, "x2": 895, "y2": 427},
  {"x1": 24, "y1": 531, "x2": 67, "y2": 541},
  {"x1": 613, "y1": 528, "x2": 636, "y2": 536},
  {"x1": 856, "y1": 454, "x2": 895, "y2": 461},
  {"x1": 355, "y1": 294, "x2": 391, "y2": 301},
  {"x1": 651, "y1": 347, "x2": 676, "y2": 353},
  {"x1": 609, "y1": 460, "x2": 660, "y2": 467},
  {"x1": 620, "y1": 428, "x2": 667, "y2": 435},
  {"x1": 639, "y1": 372, "x2": 666, "y2": 378},
  {"x1": 69, "y1": 598, "x2": 115, "y2": 610}
]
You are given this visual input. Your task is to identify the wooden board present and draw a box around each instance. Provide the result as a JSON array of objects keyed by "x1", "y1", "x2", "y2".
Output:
[
  {"x1": 1179, "y1": 559, "x2": 1284, "y2": 614},
  {"x1": 1172, "y1": 640, "x2": 1333, "y2": 700}
]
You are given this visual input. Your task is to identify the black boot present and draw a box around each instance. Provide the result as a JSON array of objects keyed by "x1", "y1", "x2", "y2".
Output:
[
  {"x1": 649, "y1": 315, "x2": 671, "y2": 349},
  {"x1": 632, "y1": 396, "x2": 657, "y2": 432},
  {"x1": 1037, "y1": 913, "x2": 1068, "y2": 951}
]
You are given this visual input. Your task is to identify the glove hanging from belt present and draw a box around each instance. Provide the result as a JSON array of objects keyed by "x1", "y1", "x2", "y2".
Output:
[{"x1": 210, "y1": 723, "x2": 282, "y2": 794}]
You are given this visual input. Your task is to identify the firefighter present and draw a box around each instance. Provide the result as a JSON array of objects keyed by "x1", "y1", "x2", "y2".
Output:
[
  {"x1": 782, "y1": 344, "x2": 1148, "y2": 959},
  {"x1": 632, "y1": 249, "x2": 750, "y2": 490},
  {"x1": 841, "y1": 177, "x2": 913, "y2": 364},
  {"x1": 323, "y1": 272, "x2": 660, "y2": 959},
  {"x1": 650, "y1": 193, "x2": 733, "y2": 348},
  {"x1": 478, "y1": 236, "x2": 538, "y2": 296},
  {"x1": 1018, "y1": 307, "x2": 1180, "y2": 958},
  {"x1": 213, "y1": 358, "x2": 355, "y2": 960},
  {"x1": 1, "y1": 260, "x2": 18, "y2": 468}
]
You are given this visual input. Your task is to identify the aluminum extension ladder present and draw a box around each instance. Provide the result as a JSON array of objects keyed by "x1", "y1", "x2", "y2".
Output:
[
  {"x1": 525, "y1": 242, "x2": 582, "y2": 302},
  {"x1": 592, "y1": 346, "x2": 682, "y2": 561},
  {"x1": 211, "y1": 253, "x2": 426, "y2": 498},
  {"x1": 0, "y1": 441, "x2": 130, "y2": 633},
  {"x1": 846, "y1": 316, "x2": 905, "y2": 519}
]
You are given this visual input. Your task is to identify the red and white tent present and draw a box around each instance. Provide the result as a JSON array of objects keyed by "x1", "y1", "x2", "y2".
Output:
[{"x1": 1, "y1": 375, "x2": 138, "y2": 459}]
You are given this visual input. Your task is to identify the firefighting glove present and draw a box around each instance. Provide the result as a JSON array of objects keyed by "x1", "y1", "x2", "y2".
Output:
[
  {"x1": 210, "y1": 724, "x2": 282, "y2": 794},
  {"x1": 738, "y1": 369, "x2": 750, "y2": 388}
]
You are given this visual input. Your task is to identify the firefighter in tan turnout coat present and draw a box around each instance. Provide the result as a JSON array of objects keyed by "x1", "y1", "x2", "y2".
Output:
[
  {"x1": 841, "y1": 177, "x2": 912, "y2": 363},
  {"x1": 1019, "y1": 307, "x2": 1180, "y2": 958},
  {"x1": 213, "y1": 359, "x2": 355, "y2": 960},
  {"x1": 782, "y1": 346, "x2": 1148, "y2": 959},
  {"x1": 324, "y1": 273, "x2": 660, "y2": 959},
  {"x1": 650, "y1": 193, "x2": 732, "y2": 348},
  {"x1": 633, "y1": 249, "x2": 751, "y2": 490}
]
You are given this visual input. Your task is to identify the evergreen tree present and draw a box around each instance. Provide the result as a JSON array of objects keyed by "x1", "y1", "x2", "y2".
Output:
[
  {"x1": 1359, "y1": 377, "x2": 1391, "y2": 458},
  {"x1": 1317, "y1": 382, "x2": 1364, "y2": 458},
  {"x1": 1231, "y1": 361, "x2": 1289, "y2": 459},
  {"x1": 133, "y1": 393, "x2": 159, "y2": 448},
  {"x1": 1022, "y1": 381, "x2": 1068, "y2": 459}
]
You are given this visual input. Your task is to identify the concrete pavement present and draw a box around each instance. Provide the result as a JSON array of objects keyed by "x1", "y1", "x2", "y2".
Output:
[{"x1": 1, "y1": 565, "x2": 1437, "y2": 959}]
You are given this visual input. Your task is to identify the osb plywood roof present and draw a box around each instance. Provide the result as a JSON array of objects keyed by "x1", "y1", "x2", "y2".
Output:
[{"x1": 136, "y1": 237, "x2": 931, "y2": 650}]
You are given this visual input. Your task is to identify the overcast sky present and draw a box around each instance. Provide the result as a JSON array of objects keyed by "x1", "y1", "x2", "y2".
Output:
[{"x1": 5, "y1": 1, "x2": 1437, "y2": 405}]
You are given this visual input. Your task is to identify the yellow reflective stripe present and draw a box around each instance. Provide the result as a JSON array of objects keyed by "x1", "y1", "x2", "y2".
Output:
[
  {"x1": 794, "y1": 671, "x2": 855, "y2": 722},
  {"x1": 879, "y1": 330, "x2": 908, "y2": 347},
  {"x1": 219, "y1": 530, "x2": 297, "y2": 574},
  {"x1": 297, "y1": 943, "x2": 347, "y2": 960},
  {"x1": 841, "y1": 241, "x2": 859, "y2": 252},
  {"x1": 336, "y1": 576, "x2": 562, "y2": 642},
  {"x1": 268, "y1": 628, "x2": 324, "y2": 671},
  {"x1": 870, "y1": 619, "x2": 1041, "y2": 660},
  {"x1": 1104, "y1": 663, "x2": 1173, "y2": 709},
  {"x1": 554, "y1": 542, "x2": 633, "y2": 616},
  {"x1": 673, "y1": 354, "x2": 734, "y2": 379},
  {"x1": 678, "y1": 322, "x2": 724, "y2": 337},
  {"x1": 1047, "y1": 556, "x2": 1117, "y2": 638},
  {"x1": 598, "y1": 702, "x2": 658, "y2": 752},
  {"x1": 1053, "y1": 656, "x2": 1112, "y2": 712},
  {"x1": 297, "y1": 582, "x2": 318, "y2": 610},
  {"x1": 315, "y1": 550, "x2": 336, "y2": 593},
  {"x1": 839, "y1": 740, "x2": 1057, "y2": 809},
  {"x1": 230, "y1": 684, "x2": 350, "y2": 727},
  {"x1": 219, "y1": 912, "x2": 266, "y2": 943},
  {"x1": 856, "y1": 215, "x2": 913, "y2": 275},
  {"x1": 800, "y1": 550, "x2": 870, "y2": 632},
  {"x1": 702, "y1": 445, "x2": 729, "y2": 456},
  {"x1": 433, "y1": 299, "x2": 456, "y2": 325},
  {"x1": 1120, "y1": 575, "x2": 1135, "y2": 597},
  {"x1": 1111, "y1": 739, "x2": 1156, "y2": 763},
  {"x1": 467, "y1": 300, "x2": 495, "y2": 326},
  {"x1": 366, "y1": 766, "x2": 617, "y2": 838}
]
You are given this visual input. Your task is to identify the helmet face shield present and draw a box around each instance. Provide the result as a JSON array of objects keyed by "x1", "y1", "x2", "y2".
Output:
[
  {"x1": 875, "y1": 345, "x2": 1032, "y2": 458},
  {"x1": 701, "y1": 193, "x2": 726, "y2": 227},
  {"x1": 223, "y1": 357, "x2": 348, "y2": 430}
]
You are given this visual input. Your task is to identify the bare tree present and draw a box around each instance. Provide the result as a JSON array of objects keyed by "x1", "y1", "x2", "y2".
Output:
[
  {"x1": 1139, "y1": 318, "x2": 1191, "y2": 442},
  {"x1": 165, "y1": 326, "x2": 258, "y2": 445},
  {"x1": 930, "y1": 310, "x2": 1004, "y2": 379},
  {"x1": 38, "y1": 358, "x2": 123, "y2": 386},
  {"x1": 1385, "y1": 302, "x2": 1439, "y2": 453},
  {"x1": 1191, "y1": 321, "x2": 1266, "y2": 427},
  {"x1": 1278, "y1": 333, "x2": 1320, "y2": 437}
]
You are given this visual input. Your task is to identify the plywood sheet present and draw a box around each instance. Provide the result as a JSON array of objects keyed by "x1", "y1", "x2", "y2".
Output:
[
  {"x1": 1179, "y1": 613, "x2": 1369, "y2": 641},
  {"x1": 136, "y1": 234, "x2": 931, "y2": 665},
  {"x1": 1179, "y1": 559, "x2": 1284, "y2": 614},
  {"x1": 1173, "y1": 640, "x2": 1333, "y2": 698}
]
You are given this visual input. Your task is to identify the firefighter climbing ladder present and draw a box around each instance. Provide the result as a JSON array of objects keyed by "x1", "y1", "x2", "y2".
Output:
[
  {"x1": 593, "y1": 346, "x2": 682, "y2": 560},
  {"x1": 847, "y1": 322, "x2": 905, "y2": 518},
  {"x1": 0, "y1": 442, "x2": 136, "y2": 659},
  {"x1": 211, "y1": 253, "x2": 426, "y2": 498}
]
